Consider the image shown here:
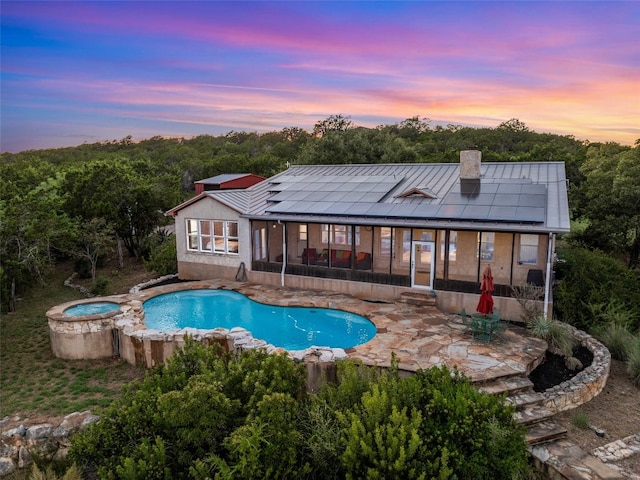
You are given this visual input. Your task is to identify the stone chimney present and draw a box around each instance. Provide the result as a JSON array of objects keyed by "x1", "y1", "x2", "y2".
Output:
[{"x1": 459, "y1": 150, "x2": 481, "y2": 179}]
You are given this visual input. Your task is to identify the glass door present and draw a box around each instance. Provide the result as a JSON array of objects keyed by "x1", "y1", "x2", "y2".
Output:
[{"x1": 411, "y1": 241, "x2": 434, "y2": 289}]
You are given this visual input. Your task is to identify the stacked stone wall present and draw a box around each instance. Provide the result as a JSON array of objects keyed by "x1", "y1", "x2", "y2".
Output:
[
  {"x1": 542, "y1": 324, "x2": 611, "y2": 413},
  {"x1": 0, "y1": 412, "x2": 99, "y2": 477}
]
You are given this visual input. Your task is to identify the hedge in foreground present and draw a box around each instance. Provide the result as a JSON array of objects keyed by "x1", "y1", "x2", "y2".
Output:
[{"x1": 69, "y1": 339, "x2": 530, "y2": 479}]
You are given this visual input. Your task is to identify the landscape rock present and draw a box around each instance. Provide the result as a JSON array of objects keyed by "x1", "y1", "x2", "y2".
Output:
[{"x1": 0, "y1": 458, "x2": 16, "y2": 477}]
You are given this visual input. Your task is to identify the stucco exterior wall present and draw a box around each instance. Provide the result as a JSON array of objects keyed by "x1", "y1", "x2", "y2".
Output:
[{"x1": 173, "y1": 197, "x2": 251, "y2": 279}]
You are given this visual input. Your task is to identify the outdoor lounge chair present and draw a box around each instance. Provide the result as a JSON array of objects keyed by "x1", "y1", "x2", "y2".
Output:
[
  {"x1": 355, "y1": 252, "x2": 372, "y2": 270},
  {"x1": 302, "y1": 248, "x2": 317, "y2": 265}
]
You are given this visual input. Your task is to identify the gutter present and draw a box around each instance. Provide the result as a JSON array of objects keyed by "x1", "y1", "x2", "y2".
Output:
[{"x1": 543, "y1": 233, "x2": 554, "y2": 318}]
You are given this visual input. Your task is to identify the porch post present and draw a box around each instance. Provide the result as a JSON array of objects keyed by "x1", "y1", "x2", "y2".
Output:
[{"x1": 543, "y1": 233, "x2": 553, "y2": 318}]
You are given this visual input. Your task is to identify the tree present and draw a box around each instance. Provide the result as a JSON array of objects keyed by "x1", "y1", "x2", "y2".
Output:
[
  {"x1": 62, "y1": 159, "x2": 165, "y2": 258},
  {"x1": 0, "y1": 173, "x2": 74, "y2": 311},
  {"x1": 313, "y1": 114, "x2": 354, "y2": 138},
  {"x1": 574, "y1": 143, "x2": 640, "y2": 267},
  {"x1": 70, "y1": 218, "x2": 114, "y2": 284}
]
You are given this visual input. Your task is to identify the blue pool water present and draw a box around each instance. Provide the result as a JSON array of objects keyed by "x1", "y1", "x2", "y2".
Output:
[
  {"x1": 143, "y1": 289, "x2": 377, "y2": 350},
  {"x1": 64, "y1": 302, "x2": 120, "y2": 316}
]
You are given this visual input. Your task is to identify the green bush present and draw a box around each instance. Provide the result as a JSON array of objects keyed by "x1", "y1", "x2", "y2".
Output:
[
  {"x1": 143, "y1": 233, "x2": 177, "y2": 276},
  {"x1": 318, "y1": 360, "x2": 530, "y2": 480},
  {"x1": 90, "y1": 277, "x2": 109, "y2": 296},
  {"x1": 528, "y1": 316, "x2": 575, "y2": 357},
  {"x1": 69, "y1": 338, "x2": 307, "y2": 478},
  {"x1": 69, "y1": 340, "x2": 530, "y2": 480},
  {"x1": 554, "y1": 246, "x2": 640, "y2": 332},
  {"x1": 593, "y1": 321, "x2": 634, "y2": 361},
  {"x1": 627, "y1": 336, "x2": 640, "y2": 387},
  {"x1": 571, "y1": 412, "x2": 590, "y2": 430},
  {"x1": 28, "y1": 463, "x2": 83, "y2": 480}
]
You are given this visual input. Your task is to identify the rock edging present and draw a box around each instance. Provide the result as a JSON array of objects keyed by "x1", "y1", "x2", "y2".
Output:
[
  {"x1": 0, "y1": 411, "x2": 99, "y2": 477},
  {"x1": 540, "y1": 324, "x2": 611, "y2": 414}
]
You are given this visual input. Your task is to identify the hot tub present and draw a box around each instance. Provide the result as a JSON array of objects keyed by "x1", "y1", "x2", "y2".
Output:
[{"x1": 47, "y1": 298, "x2": 124, "y2": 360}]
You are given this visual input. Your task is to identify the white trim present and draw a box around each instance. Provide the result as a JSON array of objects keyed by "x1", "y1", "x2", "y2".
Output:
[{"x1": 411, "y1": 241, "x2": 435, "y2": 290}]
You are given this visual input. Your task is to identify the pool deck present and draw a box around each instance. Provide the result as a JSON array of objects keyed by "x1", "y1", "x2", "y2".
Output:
[{"x1": 132, "y1": 280, "x2": 548, "y2": 383}]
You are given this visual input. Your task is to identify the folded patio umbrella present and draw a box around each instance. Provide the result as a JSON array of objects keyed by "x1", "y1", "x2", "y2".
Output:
[
  {"x1": 476, "y1": 265, "x2": 494, "y2": 315},
  {"x1": 476, "y1": 291, "x2": 494, "y2": 315},
  {"x1": 479, "y1": 265, "x2": 494, "y2": 293}
]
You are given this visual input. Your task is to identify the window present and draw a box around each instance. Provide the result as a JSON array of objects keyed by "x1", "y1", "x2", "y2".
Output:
[
  {"x1": 187, "y1": 219, "x2": 199, "y2": 251},
  {"x1": 186, "y1": 219, "x2": 239, "y2": 255},
  {"x1": 478, "y1": 232, "x2": 494, "y2": 261},
  {"x1": 227, "y1": 222, "x2": 239, "y2": 254},
  {"x1": 299, "y1": 224, "x2": 307, "y2": 241},
  {"x1": 519, "y1": 234, "x2": 538, "y2": 264},
  {"x1": 321, "y1": 224, "x2": 360, "y2": 246},
  {"x1": 200, "y1": 220, "x2": 212, "y2": 252},
  {"x1": 380, "y1": 227, "x2": 392, "y2": 256},
  {"x1": 440, "y1": 230, "x2": 457, "y2": 262}
]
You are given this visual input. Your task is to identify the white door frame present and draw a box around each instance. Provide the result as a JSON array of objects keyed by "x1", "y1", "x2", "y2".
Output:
[{"x1": 411, "y1": 241, "x2": 435, "y2": 289}]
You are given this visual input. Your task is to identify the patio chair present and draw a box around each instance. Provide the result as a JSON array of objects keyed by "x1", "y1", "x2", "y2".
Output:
[{"x1": 302, "y1": 248, "x2": 317, "y2": 265}]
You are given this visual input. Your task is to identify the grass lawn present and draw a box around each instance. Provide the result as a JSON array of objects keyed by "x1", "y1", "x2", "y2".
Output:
[{"x1": 0, "y1": 260, "x2": 153, "y2": 419}]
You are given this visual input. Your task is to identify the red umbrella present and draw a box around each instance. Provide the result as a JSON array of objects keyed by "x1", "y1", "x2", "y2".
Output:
[
  {"x1": 476, "y1": 265, "x2": 494, "y2": 315},
  {"x1": 476, "y1": 291, "x2": 494, "y2": 315}
]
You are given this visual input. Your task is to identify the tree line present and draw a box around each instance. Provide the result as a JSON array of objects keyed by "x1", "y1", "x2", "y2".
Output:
[{"x1": 1, "y1": 116, "x2": 639, "y2": 311}]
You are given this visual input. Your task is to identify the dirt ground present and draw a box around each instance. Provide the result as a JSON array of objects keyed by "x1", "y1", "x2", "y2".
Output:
[{"x1": 554, "y1": 359, "x2": 640, "y2": 475}]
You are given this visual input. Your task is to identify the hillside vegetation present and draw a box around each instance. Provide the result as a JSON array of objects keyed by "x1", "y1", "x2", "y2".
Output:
[{"x1": 2, "y1": 115, "x2": 639, "y2": 323}]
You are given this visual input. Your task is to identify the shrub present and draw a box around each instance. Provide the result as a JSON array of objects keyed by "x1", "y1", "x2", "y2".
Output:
[
  {"x1": 627, "y1": 336, "x2": 640, "y2": 387},
  {"x1": 571, "y1": 412, "x2": 590, "y2": 430},
  {"x1": 69, "y1": 339, "x2": 307, "y2": 478},
  {"x1": 554, "y1": 246, "x2": 640, "y2": 332},
  {"x1": 28, "y1": 463, "x2": 83, "y2": 480},
  {"x1": 90, "y1": 276, "x2": 109, "y2": 296},
  {"x1": 69, "y1": 341, "x2": 531, "y2": 479},
  {"x1": 511, "y1": 283, "x2": 544, "y2": 323},
  {"x1": 593, "y1": 321, "x2": 633, "y2": 361},
  {"x1": 528, "y1": 316, "x2": 575, "y2": 357},
  {"x1": 144, "y1": 233, "x2": 177, "y2": 276},
  {"x1": 318, "y1": 360, "x2": 530, "y2": 480}
]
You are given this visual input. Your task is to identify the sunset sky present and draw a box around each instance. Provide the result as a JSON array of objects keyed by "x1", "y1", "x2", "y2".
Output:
[{"x1": 1, "y1": 1, "x2": 638, "y2": 153}]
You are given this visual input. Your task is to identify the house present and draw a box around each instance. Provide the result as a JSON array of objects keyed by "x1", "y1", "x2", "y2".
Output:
[
  {"x1": 166, "y1": 151, "x2": 570, "y2": 320},
  {"x1": 194, "y1": 173, "x2": 265, "y2": 194}
]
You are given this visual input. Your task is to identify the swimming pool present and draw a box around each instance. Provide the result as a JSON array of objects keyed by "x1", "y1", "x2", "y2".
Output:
[
  {"x1": 143, "y1": 289, "x2": 377, "y2": 350},
  {"x1": 63, "y1": 301, "x2": 120, "y2": 316}
]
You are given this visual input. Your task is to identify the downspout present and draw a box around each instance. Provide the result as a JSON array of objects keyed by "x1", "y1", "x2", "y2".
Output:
[
  {"x1": 280, "y1": 221, "x2": 286, "y2": 287},
  {"x1": 543, "y1": 233, "x2": 554, "y2": 319}
]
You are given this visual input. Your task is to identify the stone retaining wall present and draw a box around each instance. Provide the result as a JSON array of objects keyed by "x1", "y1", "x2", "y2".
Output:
[
  {"x1": 542, "y1": 324, "x2": 611, "y2": 413},
  {"x1": 0, "y1": 411, "x2": 99, "y2": 477}
]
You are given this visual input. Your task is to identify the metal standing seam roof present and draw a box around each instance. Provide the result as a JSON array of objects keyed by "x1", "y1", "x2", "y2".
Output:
[
  {"x1": 201, "y1": 162, "x2": 570, "y2": 233},
  {"x1": 195, "y1": 173, "x2": 253, "y2": 184}
]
